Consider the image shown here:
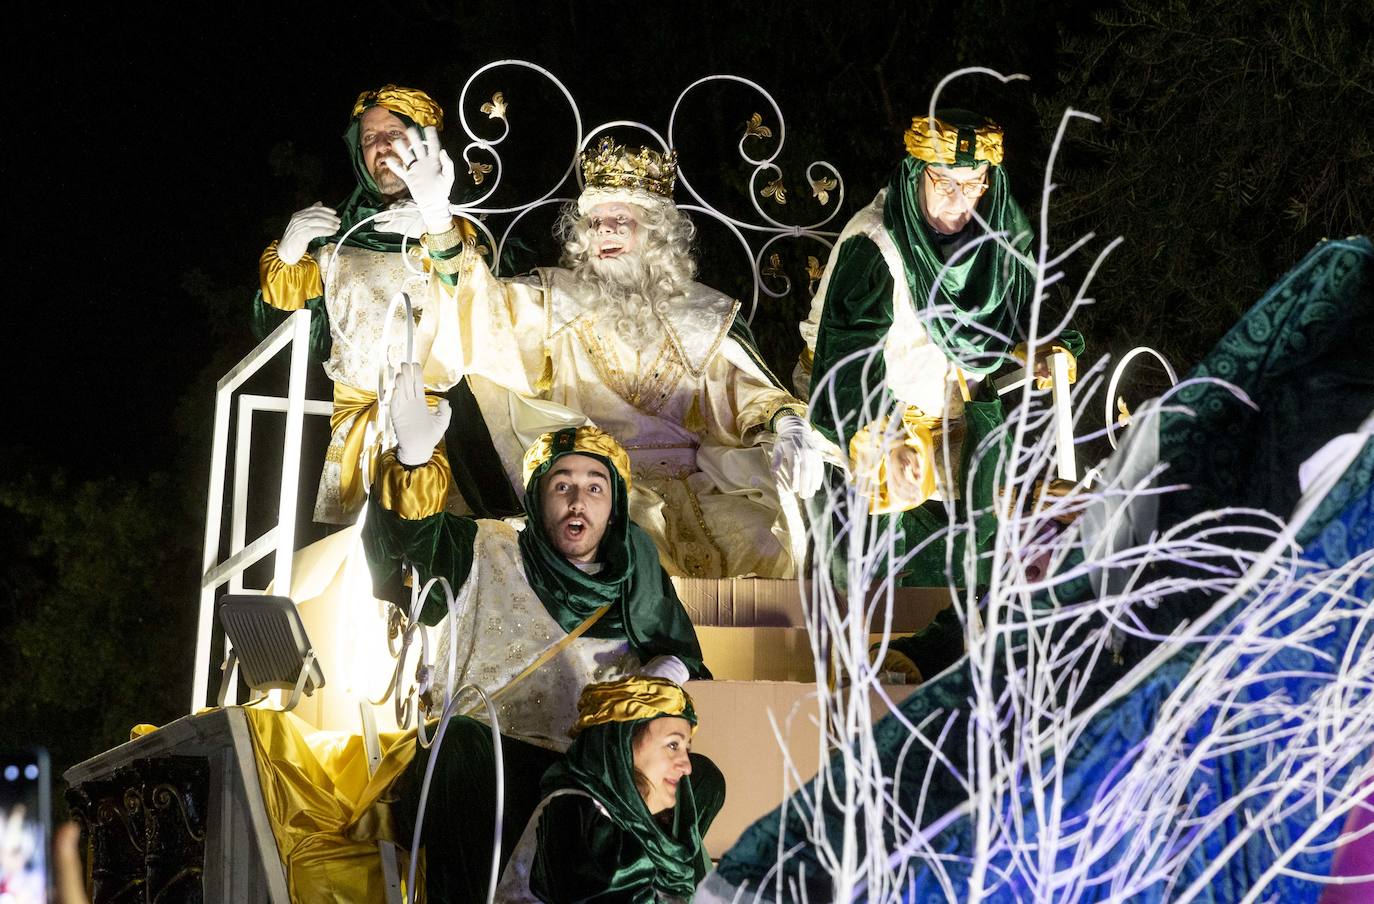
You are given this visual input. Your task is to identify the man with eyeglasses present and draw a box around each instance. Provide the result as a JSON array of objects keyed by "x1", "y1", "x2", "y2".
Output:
[
  {"x1": 251, "y1": 85, "x2": 518, "y2": 525},
  {"x1": 797, "y1": 110, "x2": 1083, "y2": 682}
]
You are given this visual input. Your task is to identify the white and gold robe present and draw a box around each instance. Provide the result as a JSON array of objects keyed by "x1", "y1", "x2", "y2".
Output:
[
  {"x1": 425, "y1": 520, "x2": 641, "y2": 751},
  {"x1": 425, "y1": 253, "x2": 806, "y2": 578}
]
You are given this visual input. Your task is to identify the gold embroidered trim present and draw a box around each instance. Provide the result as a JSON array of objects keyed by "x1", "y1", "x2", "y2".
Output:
[
  {"x1": 429, "y1": 253, "x2": 466, "y2": 276},
  {"x1": 680, "y1": 476, "x2": 725, "y2": 571},
  {"x1": 575, "y1": 319, "x2": 685, "y2": 417},
  {"x1": 423, "y1": 219, "x2": 475, "y2": 253}
]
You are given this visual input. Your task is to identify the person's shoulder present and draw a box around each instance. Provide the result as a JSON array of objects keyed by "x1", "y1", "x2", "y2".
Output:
[
  {"x1": 682, "y1": 281, "x2": 736, "y2": 317},
  {"x1": 473, "y1": 518, "x2": 523, "y2": 552},
  {"x1": 539, "y1": 790, "x2": 619, "y2": 838}
]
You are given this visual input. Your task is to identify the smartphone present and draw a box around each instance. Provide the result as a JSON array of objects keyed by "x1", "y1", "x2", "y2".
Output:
[{"x1": 0, "y1": 747, "x2": 50, "y2": 904}]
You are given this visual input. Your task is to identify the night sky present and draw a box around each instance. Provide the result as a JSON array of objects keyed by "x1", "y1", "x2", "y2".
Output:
[{"x1": 5, "y1": 3, "x2": 1079, "y2": 478}]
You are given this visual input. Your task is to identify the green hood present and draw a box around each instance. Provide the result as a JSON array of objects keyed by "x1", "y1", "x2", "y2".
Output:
[
  {"x1": 518, "y1": 430, "x2": 710, "y2": 678},
  {"x1": 540, "y1": 713, "x2": 707, "y2": 897},
  {"x1": 882, "y1": 155, "x2": 1034, "y2": 374}
]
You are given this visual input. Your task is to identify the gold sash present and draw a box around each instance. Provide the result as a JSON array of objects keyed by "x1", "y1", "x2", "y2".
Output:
[{"x1": 333, "y1": 382, "x2": 449, "y2": 517}]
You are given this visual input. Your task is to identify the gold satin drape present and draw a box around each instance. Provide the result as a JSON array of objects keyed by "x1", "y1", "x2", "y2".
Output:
[
  {"x1": 849, "y1": 407, "x2": 941, "y2": 515},
  {"x1": 374, "y1": 449, "x2": 453, "y2": 520},
  {"x1": 333, "y1": 384, "x2": 450, "y2": 516},
  {"x1": 243, "y1": 708, "x2": 420, "y2": 904},
  {"x1": 259, "y1": 242, "x2": 324, "y2": 312}
]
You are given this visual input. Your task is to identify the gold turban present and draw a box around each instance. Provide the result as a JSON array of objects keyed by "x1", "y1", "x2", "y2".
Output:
[
  {"x1": 350, "y1": 85, "x2": 445, "y2": 131},
  {"x1": 521, "y1": 425, "x2": 634, "y2": 491},
  {"x1": 571, "y1": 676, "x2": 697, "y2": 737},
  {"x1": 903, "y1": 115, "x2": 1004, "y2": 168}
]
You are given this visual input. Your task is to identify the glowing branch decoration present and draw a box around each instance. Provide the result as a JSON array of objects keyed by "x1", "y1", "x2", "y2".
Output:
[{"x1": 700, "y1": 67, "x2": 1374, "y2": 904}]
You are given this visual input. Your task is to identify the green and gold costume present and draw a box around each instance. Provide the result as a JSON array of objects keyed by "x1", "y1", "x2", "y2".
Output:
[
  {"x1": 253, "y1": 84, "x2": 518, "y2": 522},
  {"x1": 501, "y1": 678, "x2": 725, "y2": 903},
  {"x1": 371, "y1": 429, "x2": 710, "y2": 903},
  {"x1": 801, "y1": 111, "x2": 1081, "y2": 677}
]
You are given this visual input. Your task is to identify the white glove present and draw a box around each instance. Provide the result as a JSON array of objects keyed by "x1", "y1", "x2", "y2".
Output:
[
  {"x1": 770, "y1": 414, "x2": 824, "y2": 498},
  {"x1": 389, "y1": 362, "x2": 451, "y2": 467},
  {"x1": 372, "y1": 202, "x2": 427, "y2": 238},
  {"x1": 375, "y1": 201, "x2": 469, "y2": 240},
  {"x1": 277, "y1": 203, "x2": 340, "y2": 265},
  {"x1": 637, "y1": 655, "x2": 691, "y2": 686},
  {"x1": 383, "y1": 126, "x2": 456, "y2": 235}
]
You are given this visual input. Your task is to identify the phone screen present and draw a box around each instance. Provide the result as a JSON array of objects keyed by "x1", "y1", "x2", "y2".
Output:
[{"x1": 0, "y1": 748, "x2": 50, "y2": 904}]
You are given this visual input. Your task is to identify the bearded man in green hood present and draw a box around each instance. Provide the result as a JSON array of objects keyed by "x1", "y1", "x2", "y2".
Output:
[
  {"x1": 798, "y1": 111, "x2": 1083, "y2": 681},
  {"x1": 253, "y1": 84, "x2": 518, "y2": 525},
  {"x1": 364, "y1": 364, "x2": 710, "y2": 744}
]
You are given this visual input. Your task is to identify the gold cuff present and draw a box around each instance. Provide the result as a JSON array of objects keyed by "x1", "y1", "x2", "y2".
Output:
[
  {"x1": 423, "y1": 218, "x2": 477, "y2": 253},
  {"x1": 374, "y1": 448, "x2": 453, "y2": 520},
  {"x1": 259, "y1": 241, "x2": 323, "y2": 311},
  {"x1": 429, "y1": 252, "x2": 467, "y2": 277},
  {"x1": 1013, "y1": 343, "x2": 1078, "y2": 390},
  {"x1": 849, "y1": 407, "x2": 939, "y2": 514}
]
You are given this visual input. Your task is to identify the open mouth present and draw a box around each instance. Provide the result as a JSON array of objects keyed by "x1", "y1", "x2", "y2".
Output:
[
  {"x1": 598, "y1": 244, "x2": 625, "y2": 259},
  {"x1": 563, "y1": 518, "x2": 586, "y2": 539}
]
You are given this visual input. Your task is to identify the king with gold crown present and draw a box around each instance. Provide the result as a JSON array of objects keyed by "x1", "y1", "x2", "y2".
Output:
[{"x1": 382, "y1": 134, "x2": 827, "y2": 579}]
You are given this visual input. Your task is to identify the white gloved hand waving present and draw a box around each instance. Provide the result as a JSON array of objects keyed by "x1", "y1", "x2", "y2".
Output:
[
  {"x1": 277, "y1": 203, "x2": 340, "y2": 265},
  {"x1": 770, "y1": 414, "x2": 825, "y2": 499},
  {"x1": 383, "y1": 126, "x2": 456, "y2": 235},
  {"x1": 390, "y1": 362, "x2": 451, "y2": 467}
]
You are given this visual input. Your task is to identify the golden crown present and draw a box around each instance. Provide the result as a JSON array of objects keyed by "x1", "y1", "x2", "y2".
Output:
[{"x1": 580, "y1": 137, "x2": 678, "y2": 198}]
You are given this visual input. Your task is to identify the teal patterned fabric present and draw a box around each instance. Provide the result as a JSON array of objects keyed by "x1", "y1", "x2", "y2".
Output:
[
  {"x1": 716, "y1": 237, "x2": 1374, "y2": 901},
  {"x1": 1159, "y1": 236, "x2": 1374, "y2": 530}
]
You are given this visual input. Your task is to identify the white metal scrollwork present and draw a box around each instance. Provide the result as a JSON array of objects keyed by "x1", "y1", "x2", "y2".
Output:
[{"x1": 445, "y1": 63, "x2": 847, "y2": 322}]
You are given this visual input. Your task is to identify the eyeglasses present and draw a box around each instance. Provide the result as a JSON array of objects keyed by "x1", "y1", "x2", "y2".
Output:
[
  {"x1": 925, "y1": 168, "x2": 989, "y2": 200},
  {"x1": 590, "y1": 215, "x2": 635, "y2": 233},
  {"x1": 361, "y1": 129, "x2": 408, "y2": 150}
]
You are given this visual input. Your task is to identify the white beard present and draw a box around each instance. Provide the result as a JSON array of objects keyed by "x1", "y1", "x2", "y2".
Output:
[{"x1": 574, "y1": 253, "x2": 674, "y2": 353}]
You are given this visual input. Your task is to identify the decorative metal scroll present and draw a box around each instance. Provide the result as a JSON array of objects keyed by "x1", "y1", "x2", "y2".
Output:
[
  {"x1": 1104, "y1": 345, "x2": 1179, "y2": 448},
  {"x1": 447, "y1": 61, "x2": 848, "y2": 322}
]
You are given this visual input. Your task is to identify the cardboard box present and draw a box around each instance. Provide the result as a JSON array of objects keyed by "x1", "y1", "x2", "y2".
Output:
[
  {"x1": 674, "y1": 577, "x2": 952, "y2": 633},
  {"x1": 673, "y1": 578, "x2": 808, "y2": 627},
  {"x1": 685, "y1": 680, "x2": 921, "y2": 858},
  {"x1": 696, "y1": 627, "x2": 817, "y2": 681}
]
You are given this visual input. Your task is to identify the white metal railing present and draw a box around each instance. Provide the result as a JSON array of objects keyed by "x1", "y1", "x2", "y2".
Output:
[{"x1": 192, "y1": 310, "x2": 332, "y2": 712}]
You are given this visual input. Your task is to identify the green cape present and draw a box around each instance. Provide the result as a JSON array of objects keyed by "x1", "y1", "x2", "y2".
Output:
[
  {"x1": 883, "y1": 155, "x2": 1034, "y2": 375},
  {"x1": 534, "y1": 714, "x2": 710, "y2": 900},
  {"x1": 517, "y1": 436, "x2": 710, "y2": 677}
]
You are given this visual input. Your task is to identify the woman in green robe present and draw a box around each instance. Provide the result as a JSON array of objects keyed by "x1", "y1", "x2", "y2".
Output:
[{"x1": 495, "y1": 677, "x2": 726, "y2": 903}]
